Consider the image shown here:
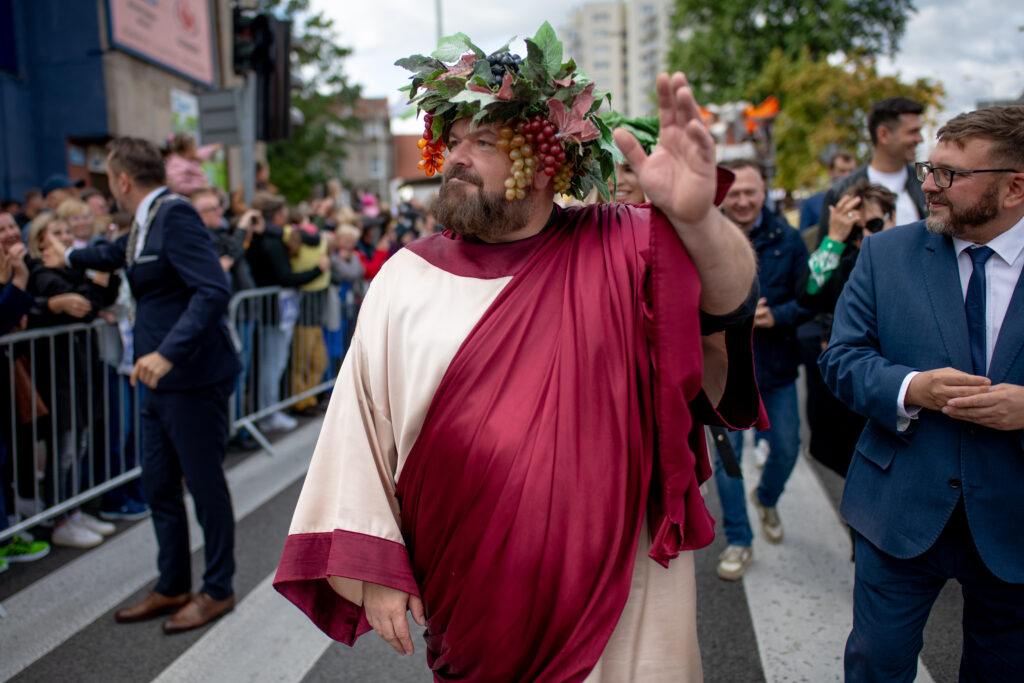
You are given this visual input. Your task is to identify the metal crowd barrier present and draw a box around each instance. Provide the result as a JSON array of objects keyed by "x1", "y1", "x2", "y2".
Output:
[
  {"x1": 226, "y1": 284, "x2": 359, "y2": 453},
  {"x1": 0, "y1": 319, "x2": 141, "y2": 544},
  {"x1": 0, "y1": 285, "x2": 360, "y2": 544}
]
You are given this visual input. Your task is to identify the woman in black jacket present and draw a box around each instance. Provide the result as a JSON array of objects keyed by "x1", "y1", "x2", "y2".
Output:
[
  {"x1": 798, "y1": 180, "x2": 896, "y2": 477},
  {"x1": 23, "y1": 213, "x2": 120, "y2": 548}
]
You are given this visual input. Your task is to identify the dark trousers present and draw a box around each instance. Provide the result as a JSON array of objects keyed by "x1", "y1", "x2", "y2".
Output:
[
  {"x1": 140, "y1": 378, "x2": 235, "y2": 600},
  {"x1": 847, "y1": 502, "x2": 1024, "y2": 682}
]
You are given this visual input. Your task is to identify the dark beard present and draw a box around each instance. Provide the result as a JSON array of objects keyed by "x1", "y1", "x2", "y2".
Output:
[
  {"x1": 434, "y1": 170, "x2": 531, "y2": 242},
  {"x1": 925, "y1": 181, "x2": 1001, "y2": 238}
]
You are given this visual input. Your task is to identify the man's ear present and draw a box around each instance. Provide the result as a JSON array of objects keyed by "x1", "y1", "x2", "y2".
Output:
[
  {"x1": 1002, "y1": 172, "x2": 1024, "y2": 210},
  {"x1": 118, "y1": 171, "x2": 132, "y2": 197},
  {"x1": 875, "y1": 124, "x2": 891, "y2": 147}
]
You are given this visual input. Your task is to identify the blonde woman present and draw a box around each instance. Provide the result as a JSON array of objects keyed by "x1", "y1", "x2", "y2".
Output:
[{"x1": 25, "y1": 213, "x2": 119, "y2": 548}]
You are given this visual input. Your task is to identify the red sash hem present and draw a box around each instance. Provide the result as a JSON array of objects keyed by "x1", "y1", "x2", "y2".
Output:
[{"x1": 273, "y1": 530, "x2": 419, "y2": 644}]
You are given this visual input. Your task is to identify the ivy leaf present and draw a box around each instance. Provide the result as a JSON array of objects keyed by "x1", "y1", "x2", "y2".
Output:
[
  {"x1": 522, "y1": 38, "x2": 548, "y2": 85},
  {"x1": 451, "y1": 89, "x2": 498, "y2": 108},
  {"x1": 487, "y1": 38, "x2": 516, "y2": 57},
  {"x1": 432, "y1": 32, "x2": 485, "y2": 61},
  {"x1": 593, "y1": 117, "x2": 626, "y2": 166},
  {"x1": 470, "y1": 57, "x2": 494, "y2": 85},
  {"x1": 547, "y1": 84, "x2": 600, "y2": 144},
  {"x1": 531, "y1": 21, "x2": 562, "y2": 77},
  {"x1": 394, "y1": 55, "x2": 445, "y2": 74}
]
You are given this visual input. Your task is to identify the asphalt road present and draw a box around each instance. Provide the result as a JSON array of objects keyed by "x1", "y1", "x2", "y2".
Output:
[{"x1": 2, "y1": 402, "x2": 963, "y2": 682}]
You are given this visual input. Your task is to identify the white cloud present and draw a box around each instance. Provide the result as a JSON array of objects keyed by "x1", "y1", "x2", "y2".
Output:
[{"x1": 876, "y1": 0, "x2": 1024, "y2": 126}]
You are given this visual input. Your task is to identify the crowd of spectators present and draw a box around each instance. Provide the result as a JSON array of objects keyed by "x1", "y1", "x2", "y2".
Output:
[
  {"x1": 0, "y1": 98, "x2": 915, "y2": 573},
  {"x1": 0, "y1": 139, "x2": 437, "y2": 563}
]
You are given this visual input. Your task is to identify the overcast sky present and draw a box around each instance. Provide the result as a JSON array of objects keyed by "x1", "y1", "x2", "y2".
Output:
[{"x1": 320, "y1": 0, "x2": 1024, "y2": 135}]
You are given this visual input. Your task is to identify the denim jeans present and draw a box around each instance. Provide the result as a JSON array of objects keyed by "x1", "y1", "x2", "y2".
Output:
[
  {"x1": 258, "y1": 321, "x2": 295, "y2": 412},
  {"x1": 714, "y1": 380, "x2": 801, "y2": 547}
]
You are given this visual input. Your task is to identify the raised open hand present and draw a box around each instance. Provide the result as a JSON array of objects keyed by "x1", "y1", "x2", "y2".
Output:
[{"x1": 613, "y1": 72, "x2": 717, "y2": 225}]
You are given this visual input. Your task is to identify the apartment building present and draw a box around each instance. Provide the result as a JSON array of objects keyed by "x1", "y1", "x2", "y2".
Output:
[{"x1": 560, "y1": 0, "x2": 673, "y2": 118}]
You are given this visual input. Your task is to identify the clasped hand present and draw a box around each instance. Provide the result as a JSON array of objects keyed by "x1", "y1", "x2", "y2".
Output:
[{"x1": 907, "y1": 367, "x2": 1024, "y2": 431}]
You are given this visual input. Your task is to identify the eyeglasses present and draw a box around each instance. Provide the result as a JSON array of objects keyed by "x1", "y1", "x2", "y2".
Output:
[
  {"x1": 197, "y1": 205, "x2": 223, "y2": 213},
  {"x1": 915, "y1": 162, "x2": 1019, "y2": 189}
]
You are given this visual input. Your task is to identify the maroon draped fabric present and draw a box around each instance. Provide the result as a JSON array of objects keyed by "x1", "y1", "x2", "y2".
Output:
[
  {"x1": 274, "y1": 203, "x2": 763, "y2": 679},
  {"x1": 394, "y1": 203, "x2": 756, "y2": 681}
]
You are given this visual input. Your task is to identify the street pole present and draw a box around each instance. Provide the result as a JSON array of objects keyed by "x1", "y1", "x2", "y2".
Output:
[{"x1": 237, "y1": 71, "x2": 257, "y2": 205}]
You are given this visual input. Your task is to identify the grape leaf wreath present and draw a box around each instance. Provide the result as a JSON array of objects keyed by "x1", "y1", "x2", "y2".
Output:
[{"x1": 396, "y1": 22, "x2": 624, "y2": 201}]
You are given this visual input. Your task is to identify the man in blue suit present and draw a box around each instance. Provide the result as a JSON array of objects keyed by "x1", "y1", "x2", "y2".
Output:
[
  {"x1": 44, "y1": 138, "x2": 241, "y2": 633},
  {"x1": 820, "y1": 105, "x2": 1024, "y2": 681}
]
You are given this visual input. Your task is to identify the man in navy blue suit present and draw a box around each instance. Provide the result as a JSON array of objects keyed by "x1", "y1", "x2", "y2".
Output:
[
  {"x1": 44, "y1": 138, "x2": 241, "y2": 633},
  {"x1": 820, "y1": 105, "x2": 1024, "y2": 681}
]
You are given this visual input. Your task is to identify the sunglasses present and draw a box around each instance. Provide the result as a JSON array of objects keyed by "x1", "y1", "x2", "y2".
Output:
[{"x1": 859, "y1": 217, "x2": 885, "y2": 234}]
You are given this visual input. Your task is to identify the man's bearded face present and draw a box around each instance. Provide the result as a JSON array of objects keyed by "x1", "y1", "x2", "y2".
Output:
[
  {"x1": 434, "y1": 160, "x2": 532, "y2": 242},
  {"x1": 925, "y1": 174, "x2": 1002, "y2": 239}
]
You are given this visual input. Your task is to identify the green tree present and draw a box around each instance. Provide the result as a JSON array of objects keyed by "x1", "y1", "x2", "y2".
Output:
[
  {"x1": 747, "y1": 48, "x2": 943, "y2": 191},
  {"x1": 668, "y1": 0, "x2": 916, "y2": 102},
  {"x1": 257, "y1": 0, "x2": 361, "y2": 203}
]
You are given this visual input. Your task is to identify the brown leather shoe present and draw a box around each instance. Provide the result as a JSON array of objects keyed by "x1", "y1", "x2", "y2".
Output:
[
  {"x1": 115, "y1": 591, "x2": 192, "y2": 623},
  {"x1": 162, "y1": 592, "x2": 235, "y2": 634}
]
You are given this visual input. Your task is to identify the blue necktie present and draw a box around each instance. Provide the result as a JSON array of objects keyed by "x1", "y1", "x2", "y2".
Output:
[{"x1": 965, "y1": 245, "x2": 994, "y2": 376}]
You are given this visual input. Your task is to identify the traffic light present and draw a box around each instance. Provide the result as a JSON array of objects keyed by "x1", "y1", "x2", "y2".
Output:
[
  {"x1": 232, "y1": 9, "x2": 291, "y2": 142},
  {"x1": 258, "y1": 18, "x2": 292, "y2": 142},
  {"x1": 233, "y1": 8, "x2": 273, "y2": 76}
]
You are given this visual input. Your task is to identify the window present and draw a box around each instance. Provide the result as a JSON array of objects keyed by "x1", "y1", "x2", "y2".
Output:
[{"x1": 594, "y1": 61, "x2": 610, "y2": 70}]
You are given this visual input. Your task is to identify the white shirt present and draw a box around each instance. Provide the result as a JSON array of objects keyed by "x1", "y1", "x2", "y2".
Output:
[
  {"x1": 132, "y1": 186, "x2": 167, "y2": 261},
  {"x1": 897, "y1": 215, "x2": 1024, "y2": 427},
  {"x1": 867, "y1": 165, "x2": 920, "y2": 227},
  {"x1": 65, "y1": 186, "x2": 168, "y2": 268}
]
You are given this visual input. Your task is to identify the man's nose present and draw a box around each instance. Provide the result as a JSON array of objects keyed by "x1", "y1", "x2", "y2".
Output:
[
  {"x1": 446, "y1": 144, "x2": 469, "y2": 168},
  {"x1": 920, "y1": 171, "x2": 939, "y2": 193}
]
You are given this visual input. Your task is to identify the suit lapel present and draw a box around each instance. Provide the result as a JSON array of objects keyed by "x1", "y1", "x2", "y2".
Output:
[
  {"x1": 988, "y1": 266, "x2": 1024, "y2": 382},
  {"x1": 922, "y1": 233, "x2": 972, "y2": 371}
]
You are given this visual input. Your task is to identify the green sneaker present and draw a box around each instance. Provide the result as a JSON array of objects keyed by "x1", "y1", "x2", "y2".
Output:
[{"x1": 0, "y1": 535, "x2": 51, "y2": 562}]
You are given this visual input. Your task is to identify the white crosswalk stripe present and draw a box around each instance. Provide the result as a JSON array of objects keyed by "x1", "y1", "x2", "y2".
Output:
[
  {"x1": 153, "y1": 573, "x2": 332, "y2": 683},
  {"x1": 735, "y1": 450, "x2": 936, "y2": 683}
]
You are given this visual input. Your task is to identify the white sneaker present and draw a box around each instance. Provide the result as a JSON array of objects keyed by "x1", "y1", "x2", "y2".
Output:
[
  {"x1": 753, "y1": 438, "x2": 770, "y2": 468},
  {"x1": 717, "y1": 544, "x2": 754, "y2": 581},
  {"x1": 273, "y1": 411, "x2": 298, "y2": 431},
  {"x1": 71, "y1": 511, "x2": 116, "y2": 537},
  {"x1": 260, "y1": 411, "x2": 297, "y2": 433},
  {"x1": 51, "y1": 520, "x2": 103, "y2": 549}
]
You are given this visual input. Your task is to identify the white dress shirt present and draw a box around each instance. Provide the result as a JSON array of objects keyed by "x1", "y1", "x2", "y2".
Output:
[
  {"x1": 132, "y1": 186, "x2": 168, "y2": 261},
  {"x1": 897, "y1": 215, "x2": 1024, "y2": 427}
]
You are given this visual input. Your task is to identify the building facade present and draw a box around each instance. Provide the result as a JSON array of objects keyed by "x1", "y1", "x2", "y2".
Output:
[
  {"x1": 559, "y1": 0, "x2": 673, "y2": 118},
  {"x1": 338, "y1": 97, "x2": 394, "y2": 202},
  {"x1": 0, "y1": 0, "x2": 246, "y2": 202}
]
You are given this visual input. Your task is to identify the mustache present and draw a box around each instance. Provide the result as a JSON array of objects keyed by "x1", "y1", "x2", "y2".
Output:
[
  {"x1": 444, "y1": 166, "x2": 483, "y2": 187},
  {"x1": 925, "y1": 191, "x2": 946, "y2": 204}
]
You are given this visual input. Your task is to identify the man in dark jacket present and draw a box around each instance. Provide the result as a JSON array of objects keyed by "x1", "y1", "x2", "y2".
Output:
[
  {"x1": 43, "y1": 138, "x2": 241, "y2": 634},
  {"x1": 712, "y1": 159, "x2": 812, "y2": 581}
]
